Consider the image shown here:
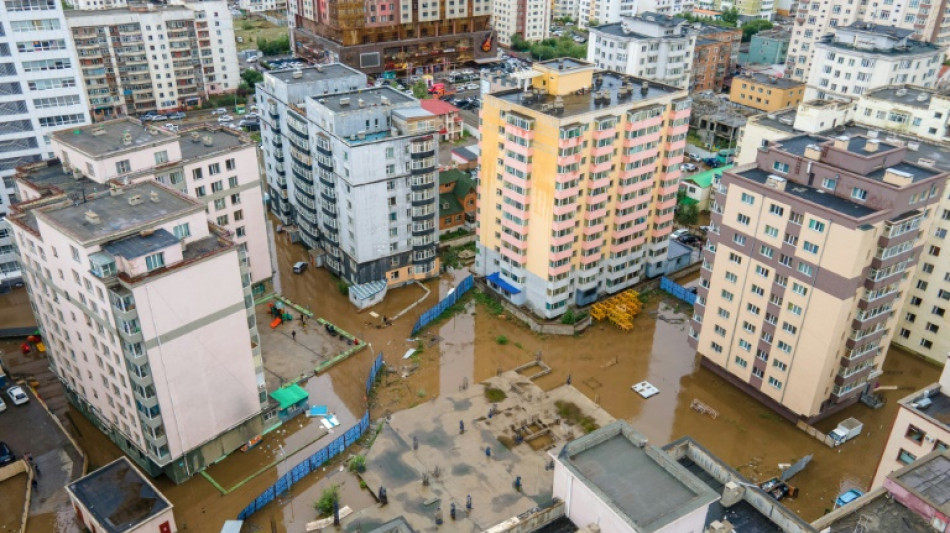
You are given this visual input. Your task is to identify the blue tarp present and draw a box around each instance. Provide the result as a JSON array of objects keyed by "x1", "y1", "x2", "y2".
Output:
[{"x1": 486, "y1": 272, "x2": 521, "y2": 294}]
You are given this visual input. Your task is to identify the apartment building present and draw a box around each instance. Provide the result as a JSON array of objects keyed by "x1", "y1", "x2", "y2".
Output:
[
  {"x1": 476, "y1": 59, "x2": 690, "y2": 318},
  {"x1": 65, "y1": 0, "x2": 240, "y2": 120},
  {"x1": 696, "y1": 0, "x2": 774, "y2": 19},
  {"x1": 743, "y1": 29, "x2": 790, "y2": 66},
  {"x1": 787, "y1": 1, "x2": 950, "y2": 81},
  {"x1": 689, "y1": 134, "x2": 947, "y2": 421},
  {"x1": 635, "y1": 0, "x2": 696, "y2": 16},
  {"x1": 0, "y1": 0, "x2": 91, "y2": 215},
  {"x1": 7, "y1": 178, "x2": 265, "y2": 482},
  {"x1": 871, "y1": 363, "x2": 950, "y2": 488},
  {"x1": 587, "y1": 13, "x2": 697, "y2": 89},
  {"x1": 238, "y1": 0, "x2": 286, "y2": 13},
  {"x1": 730, "y1": 73, "x2": 805, "y2": 112},
  {"x1": 804, "y1": 23, "x2": 944, "y2": 102},
  {"x1": 553, "y1": 0, "x2": 581, "y2": 22},
  {"x1": 492, "y1": 0, "x2": 551, "y2": 45},
  {"x1": 290, "y1": 0, "x2": 493, "y2": 76},
  {"x1": 855, "y1": 85, "x2": 950, "y2": 144},
  {"x1": 258, "y1": 72, "x2": 439, "y2": 287},
  {"x1": 690, "y1": 25, "x2": 742, "y2": 93}
]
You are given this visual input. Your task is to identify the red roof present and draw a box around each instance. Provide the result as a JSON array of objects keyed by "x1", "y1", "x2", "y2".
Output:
[{"x1": 420, "y1": 99, "x2": 460, "y2": 116}]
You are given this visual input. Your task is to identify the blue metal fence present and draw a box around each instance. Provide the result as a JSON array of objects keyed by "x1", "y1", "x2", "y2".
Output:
[
  {"x1": 660, "y1": 277, "x2": 697, "y2": 306},
  {"x1": 237, "y1": 353, "x2": 383, "y2": 521},
  {"x1": 411, "y1": 274, "x2": 474, "y2": 335}
]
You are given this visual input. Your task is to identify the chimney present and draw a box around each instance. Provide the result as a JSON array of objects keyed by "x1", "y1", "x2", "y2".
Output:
[
  {"x1": 803, "y1": 144, "x2": 822, "y2": 161},
  {"x1": 149, "y1": 191, "x2": 159, "y2": 203},
  {"x1": 706, "y1": 521, "x2": 735, "y2": 533},
  {"x1": 766, "y1": 174, "x2": 787, "y2": 191},
  {"x1": 203, "y1": 135, "x2": 213, "y2": 146},
  {"x1": 358, "y1": 98, "x2": 365, "y2": 108},
  {"x1": 128, "y1": 193, "x2": 143, "y2": 206},
  {"x1": 833, "y1": 135, "x2": 849, "y2": 150},
  {"x1": 292, "y1": 69, "x2": 303, "y2": 79},
  {"x1": 865, "y1": 138, "x2": 880, "y2": 153},
  {"x1": 122, "y1": 130, "x2": 132, "y2": 146},
  {"x1": 720, "y1": 481, "x2": 744, "y2": 508},
  {"x1": 84, "y1": 210, "x2": 101, "y2": 225},
  {"x1": 882, "y1": 167, "x2": 913, "y2": 186},
  {"x1": 109, "y1": 184, "x2": 122, "y2": 196}
]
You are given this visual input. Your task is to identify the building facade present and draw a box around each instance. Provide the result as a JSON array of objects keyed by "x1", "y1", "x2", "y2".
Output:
[
  {"x1": 689, "y1": 133, "x2": 947, "y2": 421},
  {"x1": 258, "y1": 69, "x2": 439, "y2": 287},
  {"x1": 476, "y1": 59, "x2": 690, "y2": 318},
  {"x1": 290, "y1": 0, "x2": 494, "y2": 76},
  {"x1": 438, "y1": 169, "x2": 475, "y2": 234},
  {"x1": 238, "y1": 0, "x2": 286, "y2": 13},
  {"x1": 690, "y1": 26, "x2": 742, "y2": 93},
  {"x1": 855, "y1": 85, "x2": 950, "y2": 144},
  {"x1": 730, "y1": 73, "x2": 805, "y2": 111},
  {"x1": 787, "y1": 1, "x2": 950, "y2": 82},
  {"x1": 0, "y1": 0, "x2": 92, "y2": 215},
  {"x1": 419, "y1": 98, "x2": 463, "y2": 141},
  {"x1": 587, "y1": 14, "x2": 697, "y2": 89},
  {"x1": 8, "y1": 178, "x2": 265, "y2": 482},
  {"x1": 634, "y1": 0, "x2": 696, "y2": 16},
  {"x1": 66, "y1": 0, "x2": 240, "y2": 120},
  {"x1": 804, "y1": 24, "x2": 944, "y2": 102},
  {"x1": 744, "y1": 29, "x2": 789, "y2": 65},
  {"x1": 492, "y1": 0, "x2": 551, "y2": 45}
]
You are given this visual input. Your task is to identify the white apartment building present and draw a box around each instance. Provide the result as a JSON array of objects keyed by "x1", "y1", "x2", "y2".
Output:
[
  {"x1": 855, "y1": 85, "x2": 950, "y2": 144},
  {"x1": 0, "y1": 0, "x2": 91, "y2": 215},
  {"x1": 587, "y1": 13, "x2": 696, "y2": 89},
  {"x1": 787, "y1": 0, "x2": 950, "y2": 81},
  {"x1": 493, "y1": 0, "x2": 551, "y2": 45},
  {"x1": 804, "y1": 23, "x2": 944, "y2": 102},
  {"x1": 554, "y1": 0, "x2": 581, "y2": 22},
  {"x1": 65, "y1": 0, "x2": 240, "y2": 119},
  {"x1": 7, "y1": 178, "x2": 265, "y2": 483},
  {"x1": 238, "y1": 0, "x2": 286, "y2": 13},
  {"x1": 634, "y1": 0, "x2": 695, "y2": 15},
  {"x1": 577, "y1": 0, "x2": 625, "y2": 27},
  {"x1": 258, "y1": 68, "x2": 440, "y2": 289}
]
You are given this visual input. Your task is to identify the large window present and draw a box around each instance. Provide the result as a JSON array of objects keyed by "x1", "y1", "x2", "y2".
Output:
[
  {"x1": 145, "y1": 252, "x2": 165, "y2": 272},
  {"x1": 4, "y1": 0, "x2": 56, "y2": 10}
]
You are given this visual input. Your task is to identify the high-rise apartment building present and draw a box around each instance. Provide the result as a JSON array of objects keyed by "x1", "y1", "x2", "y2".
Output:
[
  {"x1": 238, "y1": 0, "x2": 286, "y2": 13},
  {"x1": 587, "y1": 14, "x2": 697, "y2": 89},
  {"x1": 258, "y1": 69, "x2": 440, "y2": 286},
  {"x1": 476, "y1": 59, "x2": 690, "y2": 318},
  {"x1": 689, "y1": 133, "x2": 947, "y2": 421},
  {"x1": 787, "y1": 1, "x2": 950, "y2": 81},
  {"x1": 0, "y1": 0, "x2": 91, "y2": 213},
  {"x1": 854, "y1": 85, "x2": 950, "y2": 144},
  {"x1": 66, "y1": 0, "x2": 240, "y2": 119},
  {"x1": 290, "y1": 0, "x2": 494, "y2": 76},
  {"x1": 7, "y1": 178, "x2": 265, "y2": 482},
  {"x1": 804, "y1": 23, "x2": 944, "y2": 102},
  {"x1": 26, "y1": 119, "x2": 272, "y2": 288},
  {"x1": 492, "y1": 0, "x2": 551, "y2": 46}
]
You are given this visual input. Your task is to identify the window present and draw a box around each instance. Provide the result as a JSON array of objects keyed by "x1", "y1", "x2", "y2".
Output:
[
  {"x1": 797, "y1": 262, "x2": 814, "y2": 277},
  {"x1": 751, "y1": 284, "x2": 764, "y2": 296},
  {"x1": 782, "y1": 322, "x2": 798, "y2": 335},
  {"x1": 236, "y1": 227, "x2": 246, "y2": 238},
  {"x1": 933, "y1": 306, "x2": 946, "y2": 317},
  {"x1": 718, "y1": 308, "x2": 730, "y2": 319},
  {"x1": 213, "y1": 198, "x2": 226, "y2": 210},
  {"x1": 195, "y1": 186, "x2": 206, "y2": 197},
  {"x1": 234, "y1": 210, "x2": 244, "y2": 221},
  {"x1": 803, "y1": 241, "x2": 819, "y2": 254},
  {"x1": 773, "y1": 360, "x2": 788, "y2": 371},
  {"x1": 742, "y1": 321, "x2": 756, "y2": 333},
  {"x1": 226, "y1": 158, "x2": 236, "y2": 170},
  {"x1": 145, "y1": 252, "x2": 165, "y2": 271},
  {"x1": 725, "y1": 272, "x2": 738, "y2": 283},
  {"x1": 733, "y1": 234, "x2": 746, "y2": 246},
  {"x1": 741, "y1": 192, "x2": 755, "y2": 205},
  {"x1": 737, "y1": 214, "x2": 750, "y2": 226},
  {"x1": 209, "y1": 162, "x2": 221, "y2": 175},
  {"x1": 747, "y1": 303, "x2": 760, "y2": 315},
  {"x1": 921, "y1": 339, "x2": 934, "y2": 349},
  {"x1": 722, "y1": 290, "x2": 734, "y2": 302},
  {"x1": 768, "y1": 377, "x2": 783, "y2": 389},
  {"x1": 777, "y1": 340, "x2": 792, "y2": 353},
  {"x1": 821, "y1": 177, "x2": 837, "y2": 190},
  {"x1": 216, "y1": 215, "x2": 228, "y2": 226},
  {"x1": 787, "y1": 302, "x2": 803, "y2": 316},
  {"x1": 192, "y1": 168, "x2": 203, "y2": 181},
  {"x1": 851, "y1": 187, "x2": 868, "y2": 201},
  {"x1": 898, "y1": 448, "x2": 916, "y2": 465},
  {"x1": 173, "y1": 223, "x2": 190, "y2": 239},
  {"x1": 735, "y1": 355, "x2": 749, "y2": 366},
  {"x1": 115, "y1": 160, "x2": 131, "y2": 174},
  {"x1": 792, "y1": 282, "x2": 808, "y2": 296},
  {"x1": 154, "y1": 151, "x2": 168, "y2": 164},
  {"x1": 752, "y1": 368, "x2": 764, "y2": 378},
  {"x1": 808, "y1": 220, "x2": 826, "y2": 232},
  {"x1": 769, "y1": 204, "x2": 784, "y2": 216},
  {"x1": 711, "y1": 342, "x2": 723, "y2": 353},
  {"x1": 772, "y1": 161, "x2": 790, "y2": 173},
  {"x1": 760, "y1": 245, "x2": 774, "y2": 259},
  {"x1": 729, "y1": 252, "x2": 742, "y2": 264},
  {"x1": 764, "y1": 225, "x2": 778, "y2": 238},
  {"x1": 212, "y1": 181, "x2": 223, "y2": 193},
  {"x1": 714, "y1": 325, "x2": 726, "y2": 336},
  {"x1": 755, "y1": 265, "x2": 770, "y2": 277}
]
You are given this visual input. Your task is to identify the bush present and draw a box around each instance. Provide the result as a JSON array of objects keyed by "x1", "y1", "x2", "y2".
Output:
[
  {"x1": 314, "y1": 484, "x2": 340, "y2": 516},
  {"x1": 561, "y1": 309, "x2": 577, "y2": 325},
  {"x1": 335, "y1": 278, "x2": 349, "y2": 295},
  {"x1": 257, "y1": 35, "x2": 290, "y2": 55},
  {"x1": 474, "y1": 290, "x2": 504, "y2": 315},
  {"x1": 485, "y1": 386, "x2": 507, "y2": 402},
  {"x1": 348, "y1": 455, "x2": 367, "y2": 473},
  {"x1": 511, "y1": 33, "x2": 587, "y2": 60},
  {"x1": 555, "y1": 400, "x2": 600, "y2": 434},
  {"x1": 496, "y1": 335, "x2": 508, "y2": 345}
]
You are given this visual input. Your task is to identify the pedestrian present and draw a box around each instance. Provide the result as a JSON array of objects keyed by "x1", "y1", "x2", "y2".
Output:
[
  {"x1": 31, "y1": 478, "x2": 37, "y2": 490},
  {"x1": 33, "y1": 464, "x2": 40, "y2": 477},
  {"x1": 292, "y1": 330, "x2": 297, "y2": 342},
  {"x1": 301, "y1": 315, "x2": 306, "y2": 326}
]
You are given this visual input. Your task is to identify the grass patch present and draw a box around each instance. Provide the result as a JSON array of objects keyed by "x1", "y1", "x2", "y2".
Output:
[
  {"x1": 555, "y1": 400, "x2": 600, "y2": 434},
  {"x1": 348, "y1": 455, "x2": 367, "y2": 473},
  {"x1": 234, "y1": 18, "x2": 289, "y2": 51},
  {"x1": 439, "y1": 228, "x2": 474, "y2": 241},
  {"x1": 495, "y1": 335, "x2": 508, "y2": 345},
  {"x1": 474, "y1": 290, "x2": 504, "y2": 315},
  {"x1": 440, "y1": 240, "x2": 476, "y2": 269},
  {"x1": 484, "y1": 386, "x2": 507, "y2": 403},
  {"x1": 417, "y1": 388, "x2": 427, "y2": 398},
  {"x1": 514, "y1": 342, "x2": 523, "y2": 349}
]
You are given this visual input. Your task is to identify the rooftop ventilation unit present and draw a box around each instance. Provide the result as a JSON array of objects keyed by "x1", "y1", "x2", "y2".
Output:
[
  {"x1": 292, "y1": 69, "x2": 303, "y2": 79},
  {"x1": 128, "y1": 193, "x2": 143, "y2": 206},
  {"x1": 84, "y1": 210, "x2": 100, "y2": 225}
]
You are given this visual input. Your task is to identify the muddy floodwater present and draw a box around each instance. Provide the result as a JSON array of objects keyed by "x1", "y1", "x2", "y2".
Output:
[{"x1": 50, "y1": 227, "x2": 942, "y2": 532}]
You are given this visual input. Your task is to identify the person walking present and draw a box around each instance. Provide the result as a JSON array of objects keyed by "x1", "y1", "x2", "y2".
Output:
[{"x1": 291, "y1": 330, "x2": 297, "y2": 342}]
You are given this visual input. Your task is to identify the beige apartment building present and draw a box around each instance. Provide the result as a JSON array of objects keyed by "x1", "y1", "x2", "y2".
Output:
[
  {"x1": 66, "y1": 0, "x2": 240, "y2": 119},
  {"x1": 689, "y1": 133, "x2": 947, "y2": 421}
]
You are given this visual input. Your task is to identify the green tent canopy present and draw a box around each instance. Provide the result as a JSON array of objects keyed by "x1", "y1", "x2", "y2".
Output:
[{"x1": 269, "y1": 384, "x2": 309, "y2": 409}]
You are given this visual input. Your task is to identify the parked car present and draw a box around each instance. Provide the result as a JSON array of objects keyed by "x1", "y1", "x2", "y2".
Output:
[
  {"x1": 217, "y1": 115, "x2": 234, "y2": 123},
  {"x1": 164, "y1": 124, "x2": 179, "y2": 133},
  {"x1": 166, "y1": 111, "x2": 186, "y2": 120},
  {"x1": 465, "y1": 83, "x2": 480, "y2": 91},
  {"x1": 678, "y1": 234, "x2": 702, "y2": 246},
  {"x1": 212, "y1": 108, "x2": 228, "y2": 115},
  {"x1": 244, "y1": 112, "x2": 258, "y2": 120},
  {"x1": 699, "y1": 225, "x2": 713, "y2": 233},
  {"x1": 703, "y1": 157, "x2": 722, "y2": 168},
  {"x1": 140, "y1": 111, "x2": 158, "y2": 121},
  {"x1": 150, "y1": 114, "x2": 168, "y2": 122},
  {"x1": 671, "y1": 228, "x2": 689, "y2": 240},
  {"x1": 293, "y1": 261, "x2": 308, "y2": 274},
  {"x1": 686, "y1": 152, "x2": 701, "y2": 162},
  {"x1": 680, "y1": 163, "x2": 698, "y2": 172},
  {"x1": 0, "y1": 441, "x2": 13, "y2": 466},
  {"x1": 6, "y1": 385, "x2": 28, "y2": 406}
]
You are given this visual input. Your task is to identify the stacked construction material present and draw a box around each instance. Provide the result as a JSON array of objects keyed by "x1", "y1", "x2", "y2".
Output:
[{"x1": 590, "y1": 290, "x2": 642, "y2": 331}]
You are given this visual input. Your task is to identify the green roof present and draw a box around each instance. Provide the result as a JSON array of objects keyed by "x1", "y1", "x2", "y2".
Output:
[
  {"x1": 684, "y1": 164, "x2": 733, "y2": 189},
  {"x1": 678, "y1": 196, "x2": 699, "y2": 206},
  {"x1": 439, "y1": 169, "x2": 469, "y2": 186},
  {"x1": 270, "y1": 384, "x2": 309, "y2": 409},
  {"x1": 440, "y1": 192, "x2": 464, "y2": 216}
]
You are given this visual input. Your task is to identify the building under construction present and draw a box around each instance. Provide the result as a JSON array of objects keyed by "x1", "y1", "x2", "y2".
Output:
[{"x1": 289, "y1": 0, "x2": 496, "y2": 76}]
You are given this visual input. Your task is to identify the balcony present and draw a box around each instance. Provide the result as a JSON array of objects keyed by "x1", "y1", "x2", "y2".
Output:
[{"x1": 89, "y1": 252, "x2": 117, "y2": 281}]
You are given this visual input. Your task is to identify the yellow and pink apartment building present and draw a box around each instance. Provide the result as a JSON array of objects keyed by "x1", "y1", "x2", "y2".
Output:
[{"x1": 476, "y1": 58, "x2": 691, "y2": 318}]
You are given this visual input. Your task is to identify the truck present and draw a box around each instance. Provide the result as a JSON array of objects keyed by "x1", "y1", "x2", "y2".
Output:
[{"x1": 829, "y1": 417, "x2": 863, "y2": 445}]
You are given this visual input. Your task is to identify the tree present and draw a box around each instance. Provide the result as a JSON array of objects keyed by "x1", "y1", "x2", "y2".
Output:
[
  {"x1": 510, "y1": 33, "x2": 531, "y2": 52},
  {"x1": 675, "y1": 203, "x2": 699, "y2": 226},
  {"x1": 720, "y1": 7, "x2": 740, "y2": 24},
  {"x1": 241, "y1": 69, "x2": 263, "y2": 87},
  {"x1": 741, "y1": 19, "x2": 773, "y2": 42},
  {"x1": 411, "y1": 80, "x2": 429, "y2": 99},
  {"x1": 257, "y1": 35, "x2": 290, "y2": 56}
]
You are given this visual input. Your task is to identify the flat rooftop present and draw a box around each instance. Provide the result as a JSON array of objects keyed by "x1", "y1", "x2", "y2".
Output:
[
  {"x1": 895, "y1": 453, "x2": 950, "y2": 512},
  {"x1": 17, "y1": 160, "x2": 105, "y2": 199},
  {"x1": 38, "y1": 181, "x2": 201, "y2": 244},
  {"x1": 905, "y1": 389, "x2": 950, "y2": 426},
  {"x1": 817, "y1": 491, "x2": 931, "y2": 532},
  {"x1": 177, "y1": 128, "x2": 248, "y2": 160},
  {"x1": 677, "y1": 457, "x2": 782, "y2": 532},
  {"x1": 314, "y1": 86, "x2": 414, "y2": 113},
  {"x1": 734, "y1": 167, "x2": 879, "y2": 218},
  {"x1": 775, "y1": 135, "x2": 941, "y2": 184},
  {"x1": 103, "y1": 228, "x2": 179, "y2": 259},
  {"x1": 840, "y1": 22, "x2": 915, "y2": 40},
  {"x1": 865, "y1": 86, "x2": 940, "y2": 108},
  {"x1": 66, "y1": 457, "x2": 171, "y2": 533},
  {"x1": 537, "y1": 58, "x2": 592, "y2": 71},
  {"x1": 819, "y1": 35, "x2": 939, "y2": 55},
  {"x1": 494, "y1": 72, "x2": 682, "y2": 118},
  {"x1": 53, "y1": 119, "x2": 173, "y2": 157},
  {"x1": 846, "y1": 136, "x2": 900, "y2": 156},
  {"x1": 558, "y1": 422, "x2": 718, "y2": 532},
  {"x1": 593, "y1": 22, "x2": 690, "y2": 40},
  {"x1": 735, "y1": 73, "x2": 803, "y2": 89},
  {"x1": 268, "y1": 64, "x2": 362, "y2": 84}
]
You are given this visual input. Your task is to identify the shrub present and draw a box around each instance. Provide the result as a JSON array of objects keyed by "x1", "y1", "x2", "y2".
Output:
[
  {"x1": 496, "y1": 335, "x2": 508, "y2": 345},
  {"x1": 348, "y1": 455, "x2": 367, "y2": 473},
  {"x1": 314, "y1": 484, "x2": 340, "y2": 516},
  {"x1": 484, "y1": 386, "x2": 507, "y2": 402}
]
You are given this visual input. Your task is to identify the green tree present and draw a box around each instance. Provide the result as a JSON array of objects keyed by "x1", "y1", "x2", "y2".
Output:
[
  {"x1": 510, "y1": 32, "x2": 531, "y2": 52},
  {"x1": 741, "y1": 19, "x2": 773, "y2": 42},
  {"x1": 675, "y1": 203, "x2": 699, "y2": 226},
  {"x1": 720, "y1": 7, "x2": 740, "y2": 24},
  {"x1": 257, "y1": 35, "x2": 290, "y2": 55},
  {"x1": 411, "y1": 80, "x2": 429, "y2": 99},
  {"x1": 241, "y1": 69, "x2": 263, "y2": 87}
]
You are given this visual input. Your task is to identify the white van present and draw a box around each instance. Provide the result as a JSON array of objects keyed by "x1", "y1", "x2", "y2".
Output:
[{"x1": 293, "y1": 261, "x2": 308, "y2": 274}]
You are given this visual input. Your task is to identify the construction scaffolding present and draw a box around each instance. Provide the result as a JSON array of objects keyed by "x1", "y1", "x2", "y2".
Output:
[{"x1": 590, "y1": 290, "x2": 643, "y2": 331}]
